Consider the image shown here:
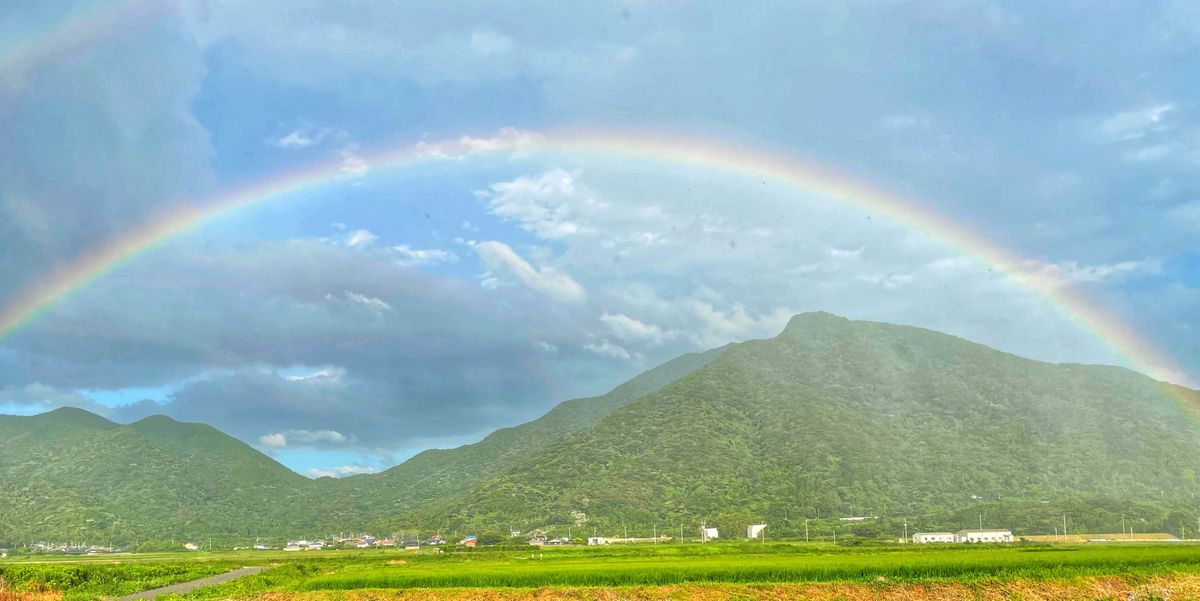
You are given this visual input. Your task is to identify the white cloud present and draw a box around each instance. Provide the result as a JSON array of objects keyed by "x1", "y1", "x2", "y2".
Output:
[
  {"x1": 341, "y1": 291, "x2": 393, "y2": 314},
  {"x1": 339, "y1": 147, "x2": 369, "y2": 177},
  {"x1": 259, "y1": 429, "x2": 354, "y2": 449},
  {"x1": 584, "y1": 340, "x2": 637, "y2": 361},
  {"x1": 826, "y1": 246, "x2": 864, "y2": 259},
  {"x1": 1020, "y1": 258, "x2": 1154, "y2": 286},
  {"x1": 258, "y1": 432, "x2": 288, "y2": 448},
  {"x1": 601, "y1": 312, "x2": 668, "y2": 345},
  {"x1": 536, "y1": 341, "x2": 558, "y2": 353},
  {"x1": 267, "y1": 126, "x2": 347, "y2": 149},
  {"x1": 475, "y1": 241, "x2": 586, "y2": 303},
  {"x1": 688, "y1": 301, "x2": 794, "y2": 348},
  {"x1": 390, "y1": 244, "x2": 458, "y2": 266},
  {"x1": 305, "y1": 465, "x2": 376, "y2": 478},
  {"x1": 412, "y1": 127, "x2": 542, "y2": 159},
  {"x1": 285, "y1": 366, "x2": 346, "y2": 383},
  {"x1": 476, "y1": 168, "x2": 587, "y2": 239},
  {"x1": 1099, "y1": 104, "x2": 1174, "y2": 141},
  {"x1": 345, "y1": 229, "x2": 378, "y2": 248}
]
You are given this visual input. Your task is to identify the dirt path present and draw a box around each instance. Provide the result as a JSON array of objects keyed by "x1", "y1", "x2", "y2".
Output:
[{"x1": 117, "y1": 566, "x2": 268, "y2": 601}]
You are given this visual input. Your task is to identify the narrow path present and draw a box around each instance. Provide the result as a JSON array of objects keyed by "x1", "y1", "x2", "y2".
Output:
[{"x1": 117, "y1": 566, "x2": 268, "y2": 601}]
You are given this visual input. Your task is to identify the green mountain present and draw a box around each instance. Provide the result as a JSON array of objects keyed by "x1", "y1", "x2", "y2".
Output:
[
  {"x1": 0, "y1": 408, "x2": 318, "y2": 543},
  {"x1": 3, "y1": 313, "x2": 1199, "y2": 544},
  {"x1": 429, "y1": 313, "x2": 1200, "y2": 535},
  {"x1": 0, "y1": 348, "x2": 723, "y2": 544}
]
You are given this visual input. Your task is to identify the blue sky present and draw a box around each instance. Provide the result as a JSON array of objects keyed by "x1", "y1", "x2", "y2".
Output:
[{"x1": 1, "y1": 0, "x2": 1198, "y2": 476}]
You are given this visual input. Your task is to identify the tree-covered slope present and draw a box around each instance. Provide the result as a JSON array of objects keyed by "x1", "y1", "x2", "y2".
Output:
[
  {"x1": 438, "y1": 312, "x2": 1200, "y2": 532},
  {"x1": 0, "y1": 408, "x2": 318, "y2": 543},
  {"x1": 0, "y1": 348, "x2": 726, "y2": 542},
  {"x1": 311, "y1": 346, "x2": 728, "y2": 528}
]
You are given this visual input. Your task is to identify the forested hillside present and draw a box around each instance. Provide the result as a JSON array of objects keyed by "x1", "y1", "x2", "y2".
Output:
[
  {"x1": 433, "y1": 313, "x2": 1200, "y2": 535},
  {"x1": 4, "y1": 313, "x2": 1199, "y2": 545}
]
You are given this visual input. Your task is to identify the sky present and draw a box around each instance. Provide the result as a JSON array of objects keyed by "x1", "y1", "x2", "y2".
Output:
[{"x1": 1, "y1": 0, "x2": 1198, "y2": 477}]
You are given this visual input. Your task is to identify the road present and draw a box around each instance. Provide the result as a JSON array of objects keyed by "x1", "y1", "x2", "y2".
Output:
[{"x1": 117, "y1": 566, "x2": 268, "y2": 601}]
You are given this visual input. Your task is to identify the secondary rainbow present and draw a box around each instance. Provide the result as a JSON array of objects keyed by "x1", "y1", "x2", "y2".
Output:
[
  {"x1": 0, "y1": 128, "x2": 1188, "y2": 392},
  {"x1": 0, "y1": 0, "x2": 171, "y2": 84}
]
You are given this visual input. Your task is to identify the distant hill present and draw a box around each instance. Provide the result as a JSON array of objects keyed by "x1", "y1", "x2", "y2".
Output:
[
  {"x1": 429, "y1": 313, "x2": 1200, "y2": 535},
  {"x1": 0, "y1": 408, "x2": 317, "y2": 543},
  {"x1": 3, "y1": 313, "x2": 1199, "y2": 544},
  {"x1": 0, "y1": 348, "x2": 724, "y2": 543}
]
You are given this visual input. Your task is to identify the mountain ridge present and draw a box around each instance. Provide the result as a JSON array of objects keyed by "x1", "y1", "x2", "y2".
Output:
[{"x1": 3, "y1": 312, "x2": 1198, "y2": 543}]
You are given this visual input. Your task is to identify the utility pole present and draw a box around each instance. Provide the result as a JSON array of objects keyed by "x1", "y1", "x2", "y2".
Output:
[
  {"x1": 903, "y1": 517, "x2": 908, "y2": 543},
  {"x1": 804, "y1": 519, "x2": 809, "y2": 542},
  {"x1": 832, "y1": 527, "x2": 836, "y2": 544},
  {"x1": 1062, "y1": 514, "x2": 1067, "y2": 537},
  {"x1": 1122, "y1": 514, "x2": 1126, "y2": 539},
  {"x1": 978, "y1": 514, "x2": 982, "y2": 530},
  {"x1": 653, "y1": 525, "x2": 657, "y2": 544}
]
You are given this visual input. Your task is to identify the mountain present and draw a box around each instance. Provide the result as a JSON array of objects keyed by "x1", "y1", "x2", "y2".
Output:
[
  {"x1": 315, "y1": 345, "x2": 727, "y2": 528},
  {"x1": 0, "y1": 348, "x2": 723, "y2": 543},
  {"x1": 0, "y1": 408, "x2": 317, "y2": 543},
  {"x1": 430, "y1": 313, "x2": 1200, "y2": 534},
  {"x1": 3, "y1": 313, "x2": 1200, "y2": 544}
]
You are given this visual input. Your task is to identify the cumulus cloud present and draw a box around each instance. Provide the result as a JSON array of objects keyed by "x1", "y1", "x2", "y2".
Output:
[
  {"x1": 476, "y1": 168, "x2": 588, "y2": 239},
  {"x1": 305, "y1": 465, "x2": 376, "y2": 478},
  {"x1": 345, "y1": 229, "x2": 378, "y2": 248},
  {"x1": 285, "y1": 367, "x2": 346, "y2": 383},
  {"x1": 584, "y1": 340, "x2": 637, "y2": 361},
  {"x1": 339, "y1": 147, "x2": 369, "y2": 177},
  {"x1": 258, "y1": 429, "x2": 353, "y2": 448},
  {"x1": 475, "y1": 241, "x2": 586, "y2": 303},
  {"x1": 339, "y1": 291, "x2": 393, "y2": 314},
  {"x1": 688, "y1": 302, "x2": 795, "y2": 348},
  {"x1": 390, "y1": 244, "x2": 458, "y2": 266},
  {"x1": 1021, "y1": 258, "x2": 1155, "y2": 286},
  {"x1": 600, "y1": 312, "x2": 668, "y2": 345},
  {"x1": 1099, "y1": 104, "x2": 1174, "y2": 141}
]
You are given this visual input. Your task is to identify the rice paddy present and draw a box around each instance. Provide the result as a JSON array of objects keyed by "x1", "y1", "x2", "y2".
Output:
[{"x1": 6, "y1": 543, "x2": 1200, "y2": 601}]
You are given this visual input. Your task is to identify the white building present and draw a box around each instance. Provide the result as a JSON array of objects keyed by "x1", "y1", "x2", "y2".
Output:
[
  {"x1": 957, "y1": 529, "x2": 1013, "y2": 543},
  {"x1": 747, "y1": 524, "x2": 766, "y2": 539},
  {"x1": 586, "y1": 536, "x2": 608, "y2": 546},
  {"x1": 700, "y1": 527, "x2": 719, "y2": 542},
  {"x1": 912, "y1": 532, "x2": 957, "y2": 544}
]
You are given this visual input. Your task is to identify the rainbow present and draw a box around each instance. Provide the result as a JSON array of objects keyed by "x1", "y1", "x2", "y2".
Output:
[
  {"x1": 0, "y1": 128, "x2": 1189, "y2": 392},
  {"x1": 0, "y1": 0, "x2": 172, "y2": 85}
]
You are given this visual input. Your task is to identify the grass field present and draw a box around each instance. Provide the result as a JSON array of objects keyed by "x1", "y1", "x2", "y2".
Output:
[{"x1": 6, "y1": 543, "x2": 1200, "y2": 601}]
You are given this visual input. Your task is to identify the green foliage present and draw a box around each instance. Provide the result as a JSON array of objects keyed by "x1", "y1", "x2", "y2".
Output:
[
  {"x1": 0, "y1": 561, "x2": 235, "y2": 601},
  {"x1": 4, "y1": 313, "x2": 1200, "y2": 544}
]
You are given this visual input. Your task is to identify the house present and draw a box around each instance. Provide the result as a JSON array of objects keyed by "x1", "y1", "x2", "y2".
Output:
[
  {"x1": 183, "y1": 542, "x2": 200, "y2": 551},
  {"x1": 957, "y1": 529, "x2": 1013, "y2": 543},
  {"x1": 700, "y1": 527, "x2": 719, "y2": 542},
  {"x1": 587, "y1": 536, "x2": 608, "y2": 546},
  {"x1": 546, "y1": 537, "x2": 570, "y2": 545},
  {"x1": 376, "y1": 539, "x2": 396, "y2": 547},
  {"x1": 747, "y1": 524, "x2": 766, "y2": 539},
  {"x1": 283, "y1": 543, "x2": 302, "y2": 551},
  {"x1": 425, "y1": 535, "x2": 446, "y2": 545},
  {"x1": 528, "y1": 534, "x2": 548, "y2": 546},
  {"x1": 460, "y1": 535, "x2": 477, "y2": 548},
  {"x1": 912, "y1": 532, "x2": 957, "y2": 544}
]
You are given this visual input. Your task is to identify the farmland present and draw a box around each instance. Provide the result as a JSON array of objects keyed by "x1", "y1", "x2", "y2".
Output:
[{"x1": 7, "y1": 543, "x2": 1200, "y2": 601}]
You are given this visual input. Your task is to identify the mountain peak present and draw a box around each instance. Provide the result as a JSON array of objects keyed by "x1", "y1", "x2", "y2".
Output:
[{"x1": 778, "y1": 311, "x2": 852, "y2": 336}]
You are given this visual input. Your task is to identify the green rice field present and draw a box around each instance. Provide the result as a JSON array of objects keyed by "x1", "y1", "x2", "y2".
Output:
[{"x1": 6, "y1": 543, "x2": 1200, "y2": 600}]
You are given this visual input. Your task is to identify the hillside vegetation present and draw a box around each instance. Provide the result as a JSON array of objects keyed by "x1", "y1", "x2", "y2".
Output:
[{"x1": 3, "y1": 313, "x2": 1199, "y2": 544}]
